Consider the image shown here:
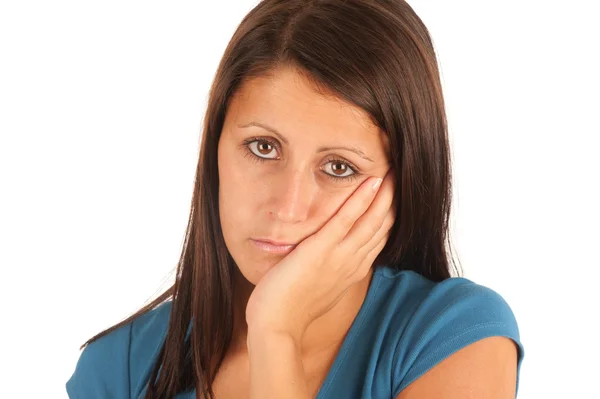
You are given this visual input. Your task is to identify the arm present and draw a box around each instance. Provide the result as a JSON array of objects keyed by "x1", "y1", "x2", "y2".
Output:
[
  {"x1": 396, "y1": 336, "x2": 518, "y2": 399},
  {"x1": 247, "y1": 329, "x2": 311, "y2": 399}
]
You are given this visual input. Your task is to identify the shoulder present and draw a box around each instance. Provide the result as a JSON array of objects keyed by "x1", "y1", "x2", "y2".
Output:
[
  {"x1": 374, "y1": 266, "x2": 521, "y2": 340},
  {"x1": 371, "y1": 266, "x2": 524, "y2": 397},
  {"x1": 65, "y1": 301, "x2": 173, "y2": 399}
]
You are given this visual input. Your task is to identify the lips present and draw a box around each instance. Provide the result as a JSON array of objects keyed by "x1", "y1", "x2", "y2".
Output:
[
  {"x1": 251, "y1": 238, "x2": 298, "y2": 254},
  {"x1": 253, "y1": 238, "x2": 297, "y2": 246}
]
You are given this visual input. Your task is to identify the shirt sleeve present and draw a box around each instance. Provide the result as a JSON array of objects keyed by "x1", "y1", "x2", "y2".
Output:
[
  {"x1": 391, "y1": 279, "x2": 525, "y2": 397},
  {"x1": 66, "y1": 322, "x2": 132, "y2": 398}
]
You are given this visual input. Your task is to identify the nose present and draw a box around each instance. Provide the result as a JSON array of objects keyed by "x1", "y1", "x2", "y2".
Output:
[{"x1": 272, "y1": 168, "x2": 315, "y2": 224}]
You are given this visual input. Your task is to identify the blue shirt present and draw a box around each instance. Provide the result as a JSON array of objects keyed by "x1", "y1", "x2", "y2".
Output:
[{"x1": 66, "y1": 266, "x2": 524, "y2": 398}]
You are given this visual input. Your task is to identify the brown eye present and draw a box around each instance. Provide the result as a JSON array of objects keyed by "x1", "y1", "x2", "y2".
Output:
[
  {"x1": 248, "y1": 140, "x2": 278, "y2": 159},
  {"x1": 331, "y1": 162, "x2": 347, "y2": 175},
  {"x1": 323, "y1": 159, "x2": 355, "y2": 179}
]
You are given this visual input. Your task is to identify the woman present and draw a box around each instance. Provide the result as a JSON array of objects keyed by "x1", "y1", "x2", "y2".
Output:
[{"x1": 66, "y1": 0, "x2": 524, "y2": 398}]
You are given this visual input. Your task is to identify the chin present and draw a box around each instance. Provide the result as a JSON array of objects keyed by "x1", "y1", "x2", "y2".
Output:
[
  {"x1": 233, "y1": 253, "x2": 278, "y2": 286},
  {"x1": 229, "y1": 238, "x2": 289, "y2": 286}
]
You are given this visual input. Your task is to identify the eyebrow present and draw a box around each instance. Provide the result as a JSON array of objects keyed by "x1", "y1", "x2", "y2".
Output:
[{"x1": 238, "y1": 121, "x2": 374, "y2": 162}]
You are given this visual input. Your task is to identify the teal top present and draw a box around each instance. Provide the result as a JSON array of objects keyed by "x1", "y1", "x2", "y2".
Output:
[{"x1": 66, "y1": 265, "x2": 524, "y2": 398}]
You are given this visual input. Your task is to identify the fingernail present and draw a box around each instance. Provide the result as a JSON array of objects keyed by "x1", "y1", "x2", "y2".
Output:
[{"x1": 372, "y1": 178, "x2": 383, "y2": 191}]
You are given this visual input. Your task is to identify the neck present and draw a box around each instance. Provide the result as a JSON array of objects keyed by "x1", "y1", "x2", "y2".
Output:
[{"x1": 229, "y1": 265, "x2": 375, "y2": 359}]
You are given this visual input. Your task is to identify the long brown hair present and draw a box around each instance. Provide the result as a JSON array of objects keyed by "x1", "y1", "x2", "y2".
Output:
[{"x1": 80, "y1": 0, "x2": 459, "y2": 397}]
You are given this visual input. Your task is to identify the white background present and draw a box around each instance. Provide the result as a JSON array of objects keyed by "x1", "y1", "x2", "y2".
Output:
[{"x1": 1, "y1": 1, "x2": 598, "y2": 398}]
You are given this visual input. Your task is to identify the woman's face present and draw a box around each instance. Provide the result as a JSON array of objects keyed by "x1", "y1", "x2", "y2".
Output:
[{"x1": 218, "y1": 66, "x2": 391, "y2": 285}]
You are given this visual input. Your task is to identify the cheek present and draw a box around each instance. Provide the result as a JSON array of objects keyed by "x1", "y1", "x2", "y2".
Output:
[
  {"x1": 313, "y1": 190, "x2": 351, "y2": 227},
  {"x1": 218, "y1": 151, "x2": 266, "y2": 237}
]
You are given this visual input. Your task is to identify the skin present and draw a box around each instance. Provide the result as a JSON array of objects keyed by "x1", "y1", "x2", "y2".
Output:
[
  {"x1": 397, "y1": 336, "x2": 518, "y2": 399},
  {"x1": 218, "y1": 65, "x2": 392, "y2": 362},
  {"x1": 215, "y1": 65, "x2": 518, "y2": 398}
]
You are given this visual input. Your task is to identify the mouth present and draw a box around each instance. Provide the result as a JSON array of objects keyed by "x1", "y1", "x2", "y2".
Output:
[{"x1": 250, "y1": 238, "x2": 297, "y2": 254}]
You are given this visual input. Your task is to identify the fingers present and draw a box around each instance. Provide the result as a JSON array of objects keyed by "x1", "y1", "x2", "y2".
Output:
[
  {"x1": 312, "y1": 174, "x2": 383, "y2": 250},
  {"x1": 357, "y1": 206, "x2": 394, "y2": 263},
  {"x1": 340, "y1": 169, "x2": 395, "y2": 255},
  {"x1": 356, "y1": 226, "x2": 390, "y2": 280}
]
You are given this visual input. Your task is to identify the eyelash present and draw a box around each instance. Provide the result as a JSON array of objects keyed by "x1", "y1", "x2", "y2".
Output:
[{"x1": 241, "y1": 136, "x2": 361, "y2": 183}]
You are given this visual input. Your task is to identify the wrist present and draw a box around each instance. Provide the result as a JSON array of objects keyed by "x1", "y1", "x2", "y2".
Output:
[
  {"x1": 247, "y1": 321, "x2": 306, "y2": 346},
  {"x1": 246, "y1": 329, "x2": 310, "y2": 399},
  {"x1": 247, "y1": 327, "x2": 302, "y2": 351}
]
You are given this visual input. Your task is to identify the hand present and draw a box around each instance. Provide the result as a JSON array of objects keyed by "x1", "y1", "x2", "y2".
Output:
[{"x1": 245, "y1": 169, "x2": 396, "y2": 343}]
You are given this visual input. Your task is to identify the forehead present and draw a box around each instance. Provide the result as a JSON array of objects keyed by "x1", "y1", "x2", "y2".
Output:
[{"x1": 226, "y1": 66, "x2": 388, "y2": 151}]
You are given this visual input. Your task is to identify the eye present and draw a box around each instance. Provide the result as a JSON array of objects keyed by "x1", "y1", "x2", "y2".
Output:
[
  {"x1": 322, "y1": 157, "x2": 360, "y2": 182},
  {"x1": 242, "y1": 137, "x2": 361, "y2": 183},
  {"x1": 245, "y1": 138, "x2": 279, "y2": 160}
]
